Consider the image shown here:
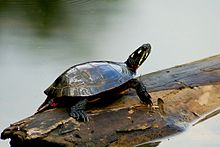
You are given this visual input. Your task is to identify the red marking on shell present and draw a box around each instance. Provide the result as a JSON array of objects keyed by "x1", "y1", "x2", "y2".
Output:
[{"x1": 50, "y1": 102, "x2": 58, "y2": 107}]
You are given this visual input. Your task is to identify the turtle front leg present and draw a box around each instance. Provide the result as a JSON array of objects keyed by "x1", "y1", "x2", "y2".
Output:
[
  {"x1": 128, "y1": 79, "x2": 153, "y2": 106},
  {"x1": 70, "y1": 99, "x2": 89, "y2": 122}
]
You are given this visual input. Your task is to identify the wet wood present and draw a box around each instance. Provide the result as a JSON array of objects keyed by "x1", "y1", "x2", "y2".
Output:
[{"x1": 1, "y1": 55, "x2": 220, "y2": 147}]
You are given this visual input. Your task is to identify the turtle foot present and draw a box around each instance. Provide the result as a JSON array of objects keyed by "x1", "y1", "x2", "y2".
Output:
[
  {"x1": 70, "y1": 99, "x2": 89, "y2": 122},
  {"x1": 69, "y1": 109, "x2": 89, "y2": 122}
]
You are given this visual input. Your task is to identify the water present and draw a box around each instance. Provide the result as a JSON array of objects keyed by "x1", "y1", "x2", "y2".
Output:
[
  {"x1": 159, "y1": 111, "x2": 220, "y2": 147},
  {"x1": 0, "y1": 0, "x2": 220, "y2": 146},
  {"x1": 139, "y1": 111, "x2": 220, "y2": 147}
]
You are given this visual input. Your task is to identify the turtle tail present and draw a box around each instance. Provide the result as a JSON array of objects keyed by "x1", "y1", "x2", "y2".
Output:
[{"x1": 35, "y1": 97, "x2": 53, "y2": 114}]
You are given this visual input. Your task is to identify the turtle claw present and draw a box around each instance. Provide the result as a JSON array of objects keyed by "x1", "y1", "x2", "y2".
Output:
[
  {"x1": 145, "y1": 98, "x2": 153, "y2": 107},
  {"x1": 70, "y1": 107, "x2": 89, "y2": 122},
  {"x1": 138, "y1": 91, "x2": 153, "y2": 108},
  {"x1": 70, "y1": 110, "x2": 89, "y2": 122},
  {"x1": 69, "y1": 110, "x2": 78, "y2": 119},
  {"x1": 79, "y1": 110, "x2": 89, "y2": 122},
  {"x1": 69, "y1": 99, "x2": 89, "y2": 122}
]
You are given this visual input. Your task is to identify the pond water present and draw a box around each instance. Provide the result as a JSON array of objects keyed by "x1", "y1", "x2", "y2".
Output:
[
  {"x1": 136, "y1": 108, "x2": 220, "y2": 147},
  {"x1": 0, "y1": 0, "x2": 220, "y2": 146},
  {"x1": 157, "y1": 110, "x2": 220, "y2": 147}
]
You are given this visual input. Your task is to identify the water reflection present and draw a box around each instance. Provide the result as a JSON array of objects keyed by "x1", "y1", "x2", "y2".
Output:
[
  {"x1": 0, "y1": 0, "x2": 65, "y2": 36},
  {"x1": 136, "y1": 108, "x2": 220, "y2": 147},
  {"x1": 0, "y1": 0, "x2": 126, "y2": 62},
  {"x1": 136, "y1": 141, "x2": 161, "y2": 147},
  {"x1": 157, "y1": 113, "x2": 220, "y2": 147}
]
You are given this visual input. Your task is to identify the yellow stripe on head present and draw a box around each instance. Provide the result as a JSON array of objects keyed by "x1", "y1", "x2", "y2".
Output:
[
  {"x1": 138, "y1": 49, "x2": 142, "y2": 54},
  {"x1": 138, "y1": 52, "x2": 146, "y2": 65},
  {"x1": 145, "y1": 52, "x2": 149, "y2": 58}
]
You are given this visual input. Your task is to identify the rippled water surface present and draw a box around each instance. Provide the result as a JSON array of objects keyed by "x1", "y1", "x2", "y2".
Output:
[{"x1": 0, "y1": 0, "x2": 220, "y2": 146}]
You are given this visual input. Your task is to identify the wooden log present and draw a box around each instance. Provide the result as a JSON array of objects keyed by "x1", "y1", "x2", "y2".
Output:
[{"x1": 1, "y1": 55, "x2": 220, "y2": 147}]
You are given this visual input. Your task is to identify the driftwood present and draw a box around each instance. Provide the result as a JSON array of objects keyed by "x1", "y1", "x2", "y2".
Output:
[{"x1": 1, "y1": 55, "x2": 220, "y2": 147}]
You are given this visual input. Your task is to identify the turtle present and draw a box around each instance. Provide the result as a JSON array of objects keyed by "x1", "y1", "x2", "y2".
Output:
[{"x1": 37, "y1": 44, "x2": 153, "y2": 122}]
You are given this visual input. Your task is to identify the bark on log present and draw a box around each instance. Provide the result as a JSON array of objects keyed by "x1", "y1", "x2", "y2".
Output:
[{"x1": 1, "y1": 55, "x2": 220, "y2": 147}]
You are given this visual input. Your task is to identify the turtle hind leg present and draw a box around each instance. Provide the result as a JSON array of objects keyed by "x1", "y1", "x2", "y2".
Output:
[
  {"x1": 70, "y1": 99, "x2": 89, "y2": 122},
  {"x1": 128, "y1": 79, "x2": 153, "y2": 106}
]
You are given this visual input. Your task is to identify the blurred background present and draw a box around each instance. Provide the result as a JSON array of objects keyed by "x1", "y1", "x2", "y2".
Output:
[{"x1": 0, "y1": 0, "x2": 220, "y2": 146}]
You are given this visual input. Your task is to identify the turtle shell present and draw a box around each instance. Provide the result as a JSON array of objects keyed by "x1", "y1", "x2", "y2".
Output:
[{"x1": 45, "y1": 61, "x2": 135, "y2": 98}]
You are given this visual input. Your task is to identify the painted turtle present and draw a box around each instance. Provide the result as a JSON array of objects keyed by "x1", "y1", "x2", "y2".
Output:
[{"x1": 37, "y1": 44, "x2": 152, "y2": 121}]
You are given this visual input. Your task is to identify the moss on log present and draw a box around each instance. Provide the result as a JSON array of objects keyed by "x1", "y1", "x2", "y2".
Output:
[{"x1": 1, "y1": 55, "x2": 220, "y2": 147}]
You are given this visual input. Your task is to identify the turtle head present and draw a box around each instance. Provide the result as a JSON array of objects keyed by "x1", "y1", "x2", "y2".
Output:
[
  {"x1": 125, "y1": 43, "x2": 151, "y2": 72},
  {"x1": 36, "y1": 98, "x2": 59, "y2": 113}
]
